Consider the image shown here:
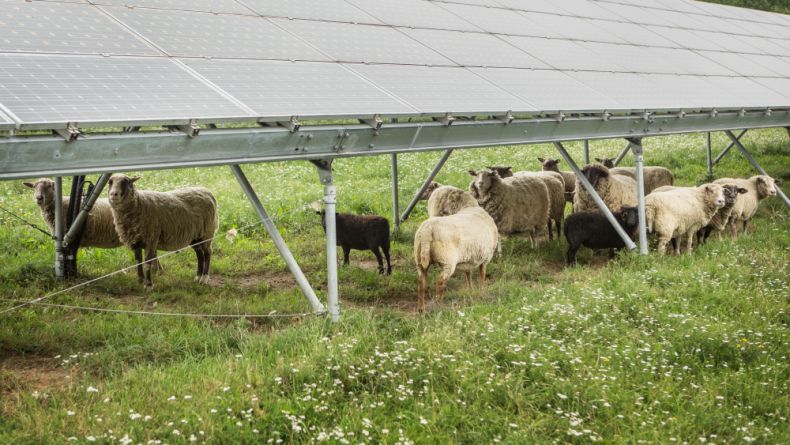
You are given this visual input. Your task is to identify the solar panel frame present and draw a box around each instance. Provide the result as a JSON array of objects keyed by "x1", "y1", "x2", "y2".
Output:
[
  {"x1": 239, "y1": 0, "x2": 382, "y2": 24},
  {"x1": 90, "y1": 0, "x2": 256, "y2": 15},
  {"x1": 435, "y1": 2, "x2": 555, "y2": 37},
  {"x1": 696, "y1": 51, "x2": 784, "y2": 77},
  {"x1": 501, "y1": 35, "x2": 627, "y2": 72},
  {"x1": 518, "y1": 11, "x2": 625, "y2": 43},
  {"x1": 345, "y1": 0, "x2": 482, "y2": 31}
]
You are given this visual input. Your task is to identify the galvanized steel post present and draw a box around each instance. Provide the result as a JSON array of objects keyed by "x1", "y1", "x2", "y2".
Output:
[
  {"x1": 553, "y1": 142, "x2": 637, "y2": 251},
  {"x1": 230, "y1": 164, "x2": 326, "y2": 315},
  {"x1": 583, "y1": 140, "x2": 590, "y2": 165},
  {"x1": 63, "y1": 173, "x2": 111, "y2": 248},
  {"x1": 706, "y1": 132, "x2": 713, "y2": 177},
  {"x1": 400, "y1": 148, "x2": 453, "y2": 223},
  {"x1": 313, "y1": 160, "x2": 340, "y2": 322},
  {"x1": 628, "y1": 138, "x2": 649, "y2": 255},
  {"x1": 391, "y1": 153, "x2": 399, "y2": 231},
  {"x1": 613, "y1": 141, "x2": 631, "y2": 166},
  {"x1": 53, "y1": 176, "x2": 64, "y2": 278},
  {"x1": 725, "y1": 130, "x2": 790, "y2": 209}
]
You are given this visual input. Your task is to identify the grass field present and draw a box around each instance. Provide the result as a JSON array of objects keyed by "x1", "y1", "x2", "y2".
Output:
[{"x1": 0, "y1": 129, "x2": 788, "y2": 444}]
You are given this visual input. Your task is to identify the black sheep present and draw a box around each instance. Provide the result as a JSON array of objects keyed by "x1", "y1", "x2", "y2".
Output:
[
  {"x1": 564, "y1": 206, "x2": 639, "y2": 265},
  {"x1": 318, "y1": 211, "x2": 392, "y2": 275}
]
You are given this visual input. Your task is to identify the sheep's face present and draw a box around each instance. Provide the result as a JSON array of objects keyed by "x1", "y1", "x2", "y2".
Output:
[
  {"x1": 582, "y1": 165, "x2": 609, "y2": 189},
  {"x1": 703, "y1": 184, "x2": 726, "y2": 209},
  {"x1": 594, "y1": 158, "x2": 615, "y2": 168},
  {"x1": 721, "y1": 184, "x2": 748, "y2": 207},
  {"x1": 756, "y1": 176, "x2": 777, "y2": 198},
  {"x1": 419, "y1": 182, "x2": 441, "y2": 201},
  {"x1": 469, "y1": 169, "x2": 499, "y2": 197},
  {"x1": 23, "y1": 178, "x2": 55, "y2": 208},
  {"x1": 618, "y1": 206, "x2": 639, "y2": 228},
  {"x1": 487, "y1": 166, "x2": 513, "y2": 178},
  {"x1": 107, "y1": 174, "x2": 140, "y2": 204},
  {"x1": 539, "y1": 158, "x2": 560, "y2": 172}
]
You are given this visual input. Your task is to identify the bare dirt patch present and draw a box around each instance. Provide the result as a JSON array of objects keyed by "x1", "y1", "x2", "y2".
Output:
[{"x1": 0, "y1": 356, "x2": 71, "y2": 416}]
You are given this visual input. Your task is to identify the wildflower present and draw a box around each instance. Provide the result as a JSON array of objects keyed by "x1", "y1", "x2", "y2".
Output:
[
  {"x1": 87, "y1": 386, "x2": 99, "y2": 393},
  {"x1": 66, "y1": 411, "x2": 75, "y2": 416},
  {"x1": 86, "y1": 437, "x2": 96, "y2": 442},
  {"x1": 419, "y1": 417, "x2": 428, "y2": 425},
  {"x1": 557, "y1": 393, "x2": 568, "y2": 400}
]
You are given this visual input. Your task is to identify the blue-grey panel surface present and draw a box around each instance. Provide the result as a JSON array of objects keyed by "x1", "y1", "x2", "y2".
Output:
[{"x1": 0, "y1": 55, "x2": 251, "y2": 125}]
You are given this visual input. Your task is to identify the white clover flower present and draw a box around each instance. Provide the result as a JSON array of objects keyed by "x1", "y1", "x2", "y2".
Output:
[
  {"x1": 66, "y1": 411, "x2": 75, "y2": 416},
  {"x1": 87, "y1": 386, "x2": 99, "y2": 393},
  {"x1": 86, "y1": 436, "x2": 96, "y2": 442}
]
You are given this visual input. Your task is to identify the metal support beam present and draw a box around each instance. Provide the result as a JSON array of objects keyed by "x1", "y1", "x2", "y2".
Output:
[
  {"x1": 230, "y1": 164, "x2": 326, "y2": 315},
  {"x1": 583, "y1": 140, "x2": 590, "y2": 165},
  {"x1": 613, "y1": 141, "x2": 631, "y2": 166},
  {"x1": 54, "y1": 177, "x2": 64, "y2": 278},
  {"x1": 713, "y1": 129, "x2": 747, "y2": 165},
  {"x1": 706, "y1": 132, "x2": 713, "y2": 178},
  {"x1": 628, "y1": 138, "x2": 649, "y2": 255},
  {"x1": 63, "y1": 173, "x2": 111, "y2": 247},
  {"x1": 553, "y1": 142, "x2": 637, "y2": 251},
  {"x1": 400, "y1": 149, "x2": 453, "y2": 223},
  {"x1": 786, "y1": 127, "x2": 790, "y2": 141},
  {"x1": 725, "y1": 130, "x2": 790, "y2": 209},
  {"x1": 312, "y1": 160, "x2": 339, "y2": 322},
  {"x1": 391, "y1": 153, "x2": 399, "y2": 231}
]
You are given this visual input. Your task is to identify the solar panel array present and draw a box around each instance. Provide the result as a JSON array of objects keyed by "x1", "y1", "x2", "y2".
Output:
[{"x1": 0, "y1": 0, "x2": 789, "y2": 129}]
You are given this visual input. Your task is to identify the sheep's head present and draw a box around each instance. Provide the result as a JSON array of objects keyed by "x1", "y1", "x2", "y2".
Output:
[
  {"x1": 595, "y1": 158, "x2": 615, "y2": 168},
  {"x1": 538, "y1": 157, "x2": 561, "y2": 172},
  {"x1": 468, "y1": 169, "x2": 500, "y2": 198},
  {"x1": 701, "y1": 183, "x2": 726, "y2": 209},
  {"x1": 486, "y1": 166, "x2": 514, "y2": 178},
  {"x1": 419, "y1": 182, "x2": 442, "y2": 201},
  {"x1": 721, "y1": 184, "x2": 748, "y2": 208},
  {"x1": 618, "y1": 206, "x2": 639, "y2": 229},
  {"x1": 754, "y1": 175, "x2": 777, "y2": 199},
  {"x1": 107, "y1": 173, "x2": 141, "y2": 204},
  {"x1": 581, "y1": 164, "x2": 610, "y2": 189},
  {"x1": 23, "y1": 178, "x2": 56, "y2": 208}
]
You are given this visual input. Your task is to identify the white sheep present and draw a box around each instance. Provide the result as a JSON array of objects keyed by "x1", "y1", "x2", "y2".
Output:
[
  {"x1": 414, "y1": 201, "x2": 498, "y2": 313},
  {"x1": 469, "y1": 169, "x2": 550, "y2": 247},
  {"x1": 427, "y1": 185, "x2": 478, "y2": 217},
  {"x1": 537, "y1": 158, "x2": 576, "y2": 203},
  {"x1": 573, "y1": 164, "x2": 637, "y2": 213},
  {"x1": 645, "y1": 184, "x2": 725, "y2": 254},
  {"x1": 24, "y1": 178, "x2": 121, "y2": 248},
  {"x1": 595, "y1": 158, "x2": 675, "y2": 194},
  {"x1": 107, "y1": 174, "x2": 219, "y2": 290},
  {"x1": 713, "y1": 175, "x2": 777, "y2": 237}
]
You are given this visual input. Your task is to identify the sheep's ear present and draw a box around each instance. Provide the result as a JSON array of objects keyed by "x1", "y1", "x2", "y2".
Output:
[
  {"x1": 554, "y1": 159, "x2": 561, "y2": 164},
  {"x1": 129, "y1": 176, "x2": 141, "y2": 184},
  {"x1": 23, "y1": 182, "x2": 36, "y2": 189},
  {"x1": 737, "y1": 187, "x2": 748, "y2": 194},
  {"x1": 594, "y1": 158, "x2": 602, "y2": 163},
  {"x1": 537, "y1": 157, "x2": 545, "y2": 163},
  {"x1": 468, "y1": 170, "x2": 478, "y2": 177},
  {"x1": 506, "y1": 167, "x2": 513, "y2": 175}
]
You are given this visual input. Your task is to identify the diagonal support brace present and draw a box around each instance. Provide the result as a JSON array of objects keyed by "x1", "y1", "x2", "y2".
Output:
[
  {"x1": 400, "y1": 149, "x2": 454, "y2": 223},
  {"x1": 713, "y1": 129, "x2": 747, "y2": 165},
  {"x1": 724, "y1": 130, "x2": 790, "y2": 209}
]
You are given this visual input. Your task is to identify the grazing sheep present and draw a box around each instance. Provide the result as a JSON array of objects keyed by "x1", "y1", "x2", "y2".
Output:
[
  {"x1": 414, "y1": 202, "x2": 498, "y2": 312},
  {"x1": 427, "y1": 185, "x2": 478, "y2": 218},
  {"x1": 468, "y1": 169, "x2": 550, "y2": 247},
  {"x1": 107, "y1": 174, "x2": 218, "y2": 290},
  {"x1": 697, "y1": 184, "x2": 748, "y2": 243},
  {"x1": 564, "y1": 206, "x2": 639, "y2": 265},
  {"x1": 645, "y1": 184, "x2": 725, "y2": 255},
  {"x1": 483, "y1": 166, "x2": 565, "y2": 239},
  {"x1": 418, "y1": 181, "x2": 443, "y2": 201},
  {"x1": 595, "y1": 158, "x2": 675, "y2": 194},
  {"x1": 537, "y1": 158, "x2": 576, "y2": 203},
  {"x1": 573, "y1": 164, "x2": 638, "y2": 214},
  {"x1": 24, "y1": 178, "x2": 121, "y2": 248},
  {"x1": 714, "y1": 175, "x2": 777, "y2": 237},
  {"x1": 318, "y1": 211, "x2": 392, "y2": 275}
]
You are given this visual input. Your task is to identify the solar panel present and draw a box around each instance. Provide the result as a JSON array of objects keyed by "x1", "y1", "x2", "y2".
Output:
[
  {"x1": 701, "y1": 76, "x2": 788, "y2": 108},
  {"x1": 501, "y1": 36, "x2": 625, "y2": 71},
  {"x1": 637, "y1": 74, "x2": 729, "y2": 108},
  {"x1": 347, "y1": 64, "x2": 535, "y2": 114},
  {"x1": 520, "y1": 11, "x2": 624, "y2": 43},
  {"x1": 752, "y1": 77, "x2": 790, "y2": 104},
  {"x1": 182, "y1": 59, "x2": 415, "y2": 117},
  {"x1": 437, "y1": 2, "x2": 552, "y2": 37},
  {"x1": 401, "y1": 29, "x2": 551, "y2": 69},
  {"x1": 92, "y1": 0, "x2": 254, "y2": 14},
  {"x1": 554, "y1": 0, "x2": 624, "y2": 21},
  {"x1": 346, "y1": 0, "x2": 480, "y2": 31},
  {"x1": 566, "y1": 71, "x2": 681, "y2": 109},
  {"x1": 103, "y1": 6, "x2": 330, "y2": 61},
  {"x1": 0, "y1": 0, "x2": 158, "y2": 56},
  {"x1": 693, "y1": 29, "x2": 767, "y2": 54},
  {"x1": 0, "y1": 54, "x2": 251, "y2": 126},
  {"x1": 579, "y1": 42, "x2": 736, "y2": 76},
  {"x1": 240, "y1": 0, "x2": 381, "y2": 24},
  {"x1": 272, "y1": 18, "x2": 453, "y2": 65},
  {"x1": 696, "y1": 51, "x2": 782, "y2": 77},
  {"x1": 596, "y1": 21, "x2": 678, "y2": 47},
  {"x1": 493, "y1": 0, "x2": 571, "y2": 16},
  {"x1": 645, "y1": 26, "x2": 727, "y2": 51}
]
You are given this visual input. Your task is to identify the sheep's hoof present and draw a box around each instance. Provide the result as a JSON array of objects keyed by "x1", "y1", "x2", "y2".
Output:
[
  {"x1": 199, "y1": 275, "x2": 210, "y2": 285},
  {"x1": 144, "y1": 284, "x2": 154, "y2": 292}
]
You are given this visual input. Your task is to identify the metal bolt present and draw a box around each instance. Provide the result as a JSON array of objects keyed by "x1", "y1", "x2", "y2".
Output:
[{"x1": 368, "y1": 143, "x2": 375, "y2": 149}]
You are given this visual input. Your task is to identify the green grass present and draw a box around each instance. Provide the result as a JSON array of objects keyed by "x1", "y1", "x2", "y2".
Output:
[{"x1": 1, "y1": 129, "x2": 788, "y2": 444}]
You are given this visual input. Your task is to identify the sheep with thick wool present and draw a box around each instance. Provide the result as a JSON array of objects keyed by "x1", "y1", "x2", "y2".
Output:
[
  {"x1": 537, "y1": 158, "x2": 576, "y2": 203},
  {"x1": 469, "y1": 169, "x2": 550, "y2": 247},
  {"x1": 713, "y1": 175, "x2": 777, "y2": 237},
  {"x1": 413, "y1": 199, "x2": 498, "y2": 313},
  {"x1": 573, "y1": 164, "x2": 638, "y2": 214},
  {"x1": 595, "y1": 157, "x2": 675, "y2": 194},
  {"x1": 485, "y1": 166, "x2": 565, "y2": 240},
  {"x1": 645, "y1": 184, "x2": 725, "y2": 255},
  {"x1": 697, "y1": 184, "x2": 748, "y2": 243},
  {"x1": 107, "y1": 174, "x2": 218, "y2": 290},
  {"x1": 24, "y1": 178, "x2": 121, "y2": 249},
  {"x1": 427, "y1": 185, "x2": 479, "y2": 218}
]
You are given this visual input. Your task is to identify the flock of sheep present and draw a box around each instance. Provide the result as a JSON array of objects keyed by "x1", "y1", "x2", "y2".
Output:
[{"x1": 21, "y1": 156, "x2": 778, "y2": 312}]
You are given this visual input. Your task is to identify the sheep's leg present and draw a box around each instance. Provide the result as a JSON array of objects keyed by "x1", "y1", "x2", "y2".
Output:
[
  {"x1": 342, "y1": 245, "x2": 351, "y2": 266},
  {"x1": 143, "y1": 247, "x2": 157, "y2": 291},
  {"x1": 417, "y1": 268, "x2": 427, "y2": 313},
  {"x1": 371, "y1": 247, "x2": 384, "y2": 274},
  {"x1": 742, "y1": 220, "x2": 749, "y2": 234},
  {"x1": 729, "y1": 221, "x2": 738, "y2": 238},
  {"x1": 382, "y1": 244, "x2": 392, "y2": 275},
  {"x1": 685, "y1": 232, "x2": 694, "y2": 254},
  {"x1": 547, "y1": 221, "x2": 553, "y2": 240},
  {"x1": 134, "y1": 248, "x2": 145, "y2": 284},
  {"x1": 464, "y1": 271, "x2": 472, "y2": 289},
  {"x1": 656, "y1": 237, "x2": 669, "y2": 255},
  {"x1": 478, "y1": 264, "x2": 487, "y2": 290},
  {"x1": 556, "y1": 219, "x2": 562, "y2": 242},
  {"x1": 201, "y1": 244, "x2": 212, "y2": 284},
  {"x1": 192, "y1": 244, "x2": 205, "y2": 282},
  {"x1": 436, "y1": 265, "x2": 455, "y2": 305},
  {"x1": 566, "y1": 245, "x2": 578, "y2": 266}
]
